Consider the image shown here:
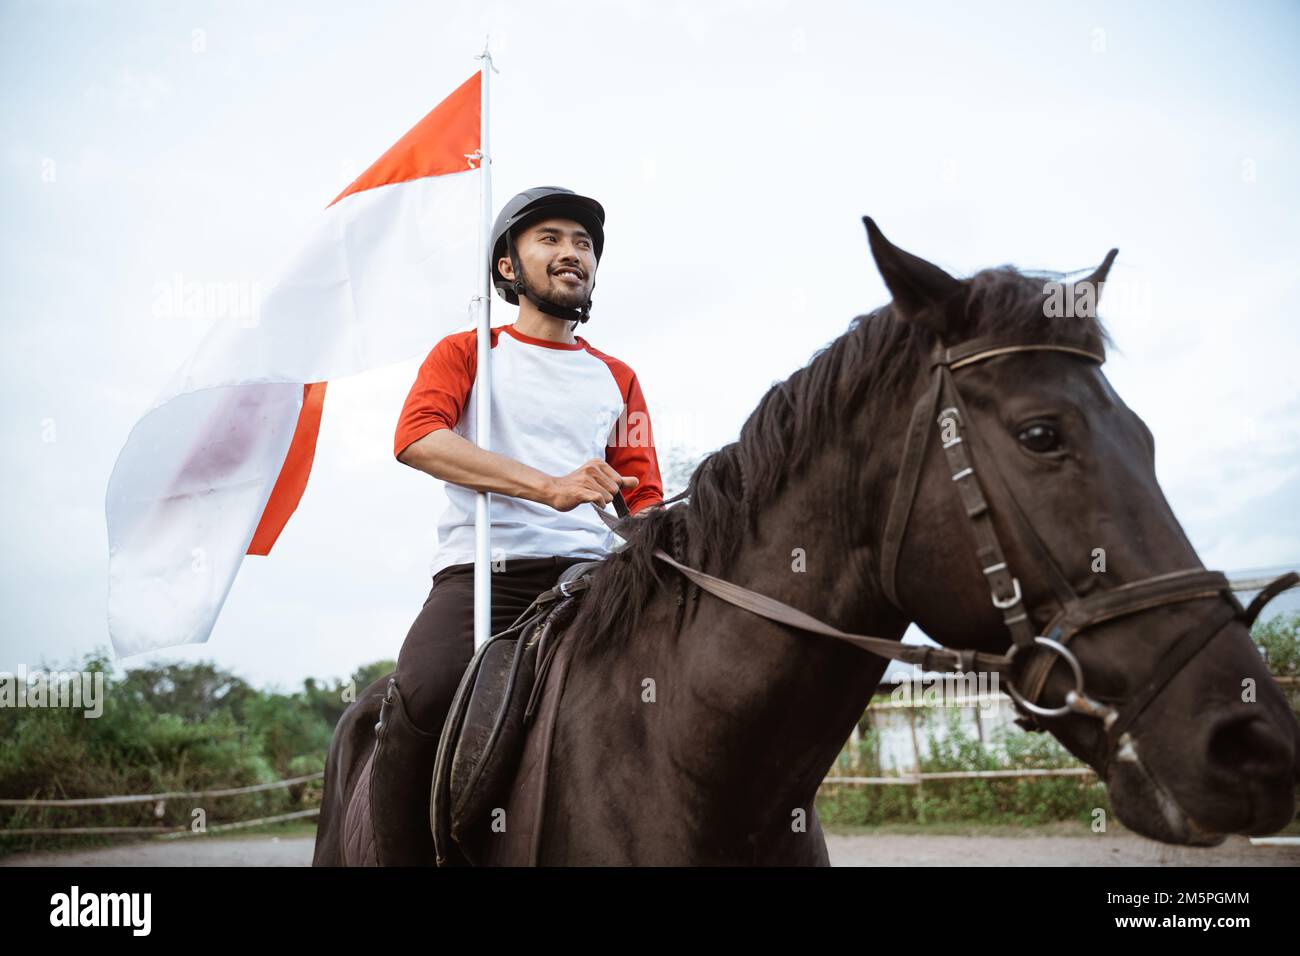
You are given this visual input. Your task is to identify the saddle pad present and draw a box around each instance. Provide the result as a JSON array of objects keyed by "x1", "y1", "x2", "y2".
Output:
[{"x1": 343, "y1": 751, "x2": 378, "y2": 866}]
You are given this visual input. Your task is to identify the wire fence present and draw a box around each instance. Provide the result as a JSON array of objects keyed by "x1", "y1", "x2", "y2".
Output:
[
  {"x1": 1, "y1": 773, "x2": 323, "y2": 838},
  {"x1": 0, "y1": 772, "x2": 324, "y2": 808}
]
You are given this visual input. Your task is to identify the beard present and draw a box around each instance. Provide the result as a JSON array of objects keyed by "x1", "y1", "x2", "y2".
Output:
[{"x1": 522, "y1": 264, "x2": 588, "y2": 306}]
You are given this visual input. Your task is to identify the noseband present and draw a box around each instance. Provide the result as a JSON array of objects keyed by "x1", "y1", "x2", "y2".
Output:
[{"x1": 594, "y1": 335, "x2": 1297, "y2": 775}]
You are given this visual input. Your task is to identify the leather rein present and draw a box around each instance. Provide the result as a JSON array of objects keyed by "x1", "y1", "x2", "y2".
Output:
[{"x1": 592, "y1": 337, "x2": 1297, "y2": 771}]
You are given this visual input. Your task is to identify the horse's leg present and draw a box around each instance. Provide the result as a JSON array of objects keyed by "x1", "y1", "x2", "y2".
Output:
[{"x1": 761, "y1": 804, "x2": 832, "y2": 865}]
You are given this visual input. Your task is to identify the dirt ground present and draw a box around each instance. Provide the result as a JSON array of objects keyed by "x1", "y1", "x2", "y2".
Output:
[
  {"x1": 1, "y1": 834, "x2": 316, "y2": 867},
  {"x1": 3, "y1": 826, "x2": 1297, "y2": 866}
]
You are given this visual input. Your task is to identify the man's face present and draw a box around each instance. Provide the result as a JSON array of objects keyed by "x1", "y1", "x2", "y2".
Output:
[{"x1": 500, "y1": 216, "x2": 597, "y2": 307}]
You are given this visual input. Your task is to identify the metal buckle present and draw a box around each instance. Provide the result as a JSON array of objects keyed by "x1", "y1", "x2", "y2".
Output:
[
  {"x1": 991, "y1": 576, "x2": 1022, "y2": 609},
  {"x1": 557, "y1": 579, "x2": 575, "y2": 598}
]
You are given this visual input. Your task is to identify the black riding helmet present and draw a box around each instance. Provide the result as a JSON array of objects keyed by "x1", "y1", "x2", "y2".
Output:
[{"x1": 490, "y1": 186, "x2": 605, "y2": 324}]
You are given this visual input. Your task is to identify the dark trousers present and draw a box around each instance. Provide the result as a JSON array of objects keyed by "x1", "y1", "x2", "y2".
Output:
[{"x1": 394, "y1": 555, "x2": 590, "y2": 735}]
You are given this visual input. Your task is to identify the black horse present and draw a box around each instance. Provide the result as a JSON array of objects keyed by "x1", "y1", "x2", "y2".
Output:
[{"x1": 313, "y1": 220, "x2": 1298, "y2": 865}]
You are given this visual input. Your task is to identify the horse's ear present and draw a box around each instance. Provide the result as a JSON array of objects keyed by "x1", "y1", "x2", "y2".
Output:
[
  {"x1": 863, "y1": 217, "x2": 963, "y2": 336},
  {"x1": 1082, "y1": 248, "x2": 1119, "y2": 297}
]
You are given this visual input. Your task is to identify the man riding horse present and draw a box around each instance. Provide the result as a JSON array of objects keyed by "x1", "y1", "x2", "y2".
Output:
[{"x1": 370, "y1": 186, "x2": 664, "y2": 865}]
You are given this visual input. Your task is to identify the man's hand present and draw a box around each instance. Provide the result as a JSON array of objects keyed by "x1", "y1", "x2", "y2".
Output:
[{"x1": 545, "y1": 459, "x2": 639, "y2": 512}]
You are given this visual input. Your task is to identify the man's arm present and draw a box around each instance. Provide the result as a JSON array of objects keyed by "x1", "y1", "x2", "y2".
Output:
[
  {"x1": 398, "y1": 428, "x2": 638, "y2": 512},
  {"x1": 605, "y1": 371, "x2": 664, "y2": 514},
  {"x1": 397, "y1": 429, "x2": 554, "y2": 503}
]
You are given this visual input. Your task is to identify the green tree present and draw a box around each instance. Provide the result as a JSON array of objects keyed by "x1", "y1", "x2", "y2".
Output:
[{"x1": 1253, "y1": 611, "x2": 1300, "y2": 677}]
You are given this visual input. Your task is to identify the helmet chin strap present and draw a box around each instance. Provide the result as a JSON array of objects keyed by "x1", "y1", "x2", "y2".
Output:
[{"x1": 507, "y1": 234, "x2": 594, "y2": 325}]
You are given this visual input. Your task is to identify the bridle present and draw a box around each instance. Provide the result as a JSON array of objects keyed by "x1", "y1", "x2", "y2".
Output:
[
  {"x1": 593, "y1": 334, "x2": 1297, "y2": 775},
  {"x1": 878, "y1": 334, "x2": 1295, "y2": 767}
]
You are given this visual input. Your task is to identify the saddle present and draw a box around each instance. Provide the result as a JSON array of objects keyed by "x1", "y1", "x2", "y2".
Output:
[{"x1": 430, "y1": 559, "x2": 604, "y2": 866}]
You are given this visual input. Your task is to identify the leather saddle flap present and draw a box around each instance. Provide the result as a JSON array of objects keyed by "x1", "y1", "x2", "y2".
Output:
[
  {"x1": 430, "y1": 588, "x2": 593, "y2": 865},
  {"x1": 431, "y1": 622, "x2": 530, "y2": 865}
]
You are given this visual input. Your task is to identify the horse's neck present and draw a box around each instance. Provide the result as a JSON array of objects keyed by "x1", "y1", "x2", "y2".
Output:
[
  {"x1": 670, "y1": 462, "x2": 909, "y2": 796},
  {"x1": 561, "y1": 437, "x2": 911, "y2": 860}
]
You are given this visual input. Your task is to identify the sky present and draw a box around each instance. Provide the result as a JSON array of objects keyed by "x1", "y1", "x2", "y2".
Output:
[{"x1": 2, "y1": 0, "x2": 1298, "y2": 692}]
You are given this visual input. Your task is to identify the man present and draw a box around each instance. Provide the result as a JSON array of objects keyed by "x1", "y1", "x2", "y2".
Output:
[{"x1": 367, "y1": 186, "x2": 664, "y2": 865}]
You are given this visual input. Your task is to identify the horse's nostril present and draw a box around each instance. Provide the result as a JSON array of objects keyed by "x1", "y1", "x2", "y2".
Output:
[{"x1": 1207, "y1": 714, "x2": 1292, "y2": 778}]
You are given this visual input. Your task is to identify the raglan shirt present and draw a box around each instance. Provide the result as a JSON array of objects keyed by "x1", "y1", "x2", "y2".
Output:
[{"x1": 394, "y1": 323, "x2": 665, "y2": 578}]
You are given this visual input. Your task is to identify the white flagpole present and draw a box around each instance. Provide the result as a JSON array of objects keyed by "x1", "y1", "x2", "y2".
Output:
[{"x1": 472, "y1": 39, "x2": 496, "y2": 650}]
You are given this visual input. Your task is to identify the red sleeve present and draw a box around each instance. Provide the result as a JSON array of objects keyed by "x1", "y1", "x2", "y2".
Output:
[
  {"x1": 605, "y1": 371, "x2": 664, "y2": 514},
  {"x1": 393, "y1": 330, "x2": 477, "y2": 459}
]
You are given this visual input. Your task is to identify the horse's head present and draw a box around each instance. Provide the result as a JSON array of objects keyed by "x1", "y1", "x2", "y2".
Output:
[{"x1": 864, "y1": 217, "x2": 1298, "y2": 845}]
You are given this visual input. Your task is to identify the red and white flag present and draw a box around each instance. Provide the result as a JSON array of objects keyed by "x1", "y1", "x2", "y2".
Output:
[{"x1": 107, "y1": 72, "x2": 482, "y2": 656}]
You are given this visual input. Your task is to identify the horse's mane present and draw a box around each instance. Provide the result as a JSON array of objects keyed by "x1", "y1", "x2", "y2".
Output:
[{"x1": 567, "y1": 265, "x2": 1113, "y2": 658}]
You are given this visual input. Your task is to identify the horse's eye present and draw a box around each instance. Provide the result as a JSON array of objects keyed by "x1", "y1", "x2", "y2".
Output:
[{"x1": 1017, "y1": 423, "x2": 1061, "y2": 454}]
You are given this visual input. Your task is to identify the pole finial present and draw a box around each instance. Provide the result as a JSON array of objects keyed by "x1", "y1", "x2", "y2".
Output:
[{"x1": 475, "y1": 34, "x2": 500, "y2": 72}]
